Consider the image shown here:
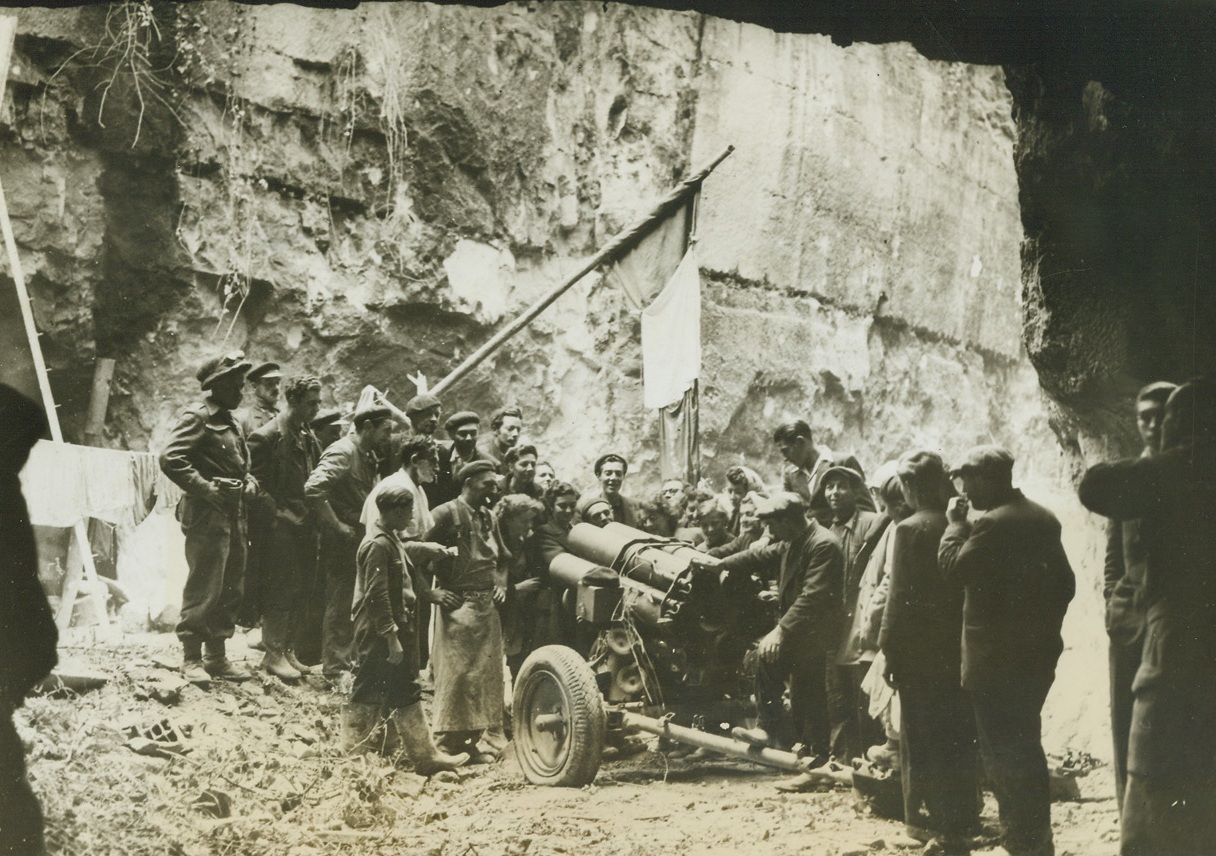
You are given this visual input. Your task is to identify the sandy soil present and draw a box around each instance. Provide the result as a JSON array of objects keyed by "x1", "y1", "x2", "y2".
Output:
[{"x1": 18, "y1": 630, "x2": 1120, "y2": 856}]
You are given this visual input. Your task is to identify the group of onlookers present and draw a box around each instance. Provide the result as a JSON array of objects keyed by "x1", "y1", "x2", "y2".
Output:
[{"x1": 141, "y1": 353, "x2": 1215, "y2": 856}]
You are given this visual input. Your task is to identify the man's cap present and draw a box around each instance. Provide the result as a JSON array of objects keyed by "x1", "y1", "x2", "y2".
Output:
[
  {"x1": 456, "y1": 460, "x2": 497, "y2": 484},
  {"x1": 949, "y1": 445, "x2": 1015, "y2": 477},
  {"x1": 577, "y1": 495, "x2": 613, "y2": 517},
  {"x1": 444, "y1": 411, "x2": 481, "y2": 433},
  {"x1": 405, "y1": 393, "x2": 442, "y2": 416},
  {"x1": 311, "y1": 408, "x2": 346, "y2": 431},
  {"x1": 755, "y1": 491, "x2": 806, "y2": 519},
  {"x1": 1136, "y1": 381, "x2": 1178, "y2": 405},
  {"x1": 247, "y1": 362, "x2": 283, "y2": 383},
  {"x1": 594, "y1": 453, "x2": 629, "y2": 476},
  {"x1": 197, "y1": 352, "x2": 252, "y2": 390},
  {"x1": 352, "y1": 405, "x2": 393, "y2": 430},
  {"x1": 819, "y1": 464, "x2": 866, "y2": 490}
]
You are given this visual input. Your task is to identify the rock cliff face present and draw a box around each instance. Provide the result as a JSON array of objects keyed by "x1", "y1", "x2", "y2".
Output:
[{"x1": 1, "y1": 2, "x2": 1105, "y2": 752}]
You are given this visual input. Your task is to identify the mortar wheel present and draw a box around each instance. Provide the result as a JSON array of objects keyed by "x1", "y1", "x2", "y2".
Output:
[{"x1": 513, "y1": 645, "x2": 606, "y2": 787}]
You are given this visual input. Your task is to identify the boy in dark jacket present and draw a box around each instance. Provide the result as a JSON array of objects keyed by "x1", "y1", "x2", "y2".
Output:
[{"x1": 344, "y1": 484, "x2": 468, "y2": 775}]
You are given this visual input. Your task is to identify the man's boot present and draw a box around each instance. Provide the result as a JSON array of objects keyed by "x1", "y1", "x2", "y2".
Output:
[
  {"x1": 284, "y1": 649, "x2": 314, "y2": 676},
  {"x1": 731, "y1": 725, "x2": 772, "y2": 749},
  {"x1": 203, "y1": 640, "x2": 252, "y2": 682},
  {"x1": 392, "y1": 704, "x2": 470, "y2": 776},
  {"x1": 181, "y1": 640, "x2": 210, "y2": 687},
  {"x1": 260, "y1": 612, "x2": 302, "y2": 681},
  {"x1": 341, "y1": 702, "x2": 381, "y2": 755}
]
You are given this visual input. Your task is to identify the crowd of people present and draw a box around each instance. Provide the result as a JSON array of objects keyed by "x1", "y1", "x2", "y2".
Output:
[{"x1": 144, "y1": 352, "x2": 1214, "y2": 856}]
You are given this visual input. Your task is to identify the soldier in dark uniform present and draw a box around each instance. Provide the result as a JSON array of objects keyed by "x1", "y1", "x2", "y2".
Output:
[
  {"x1": 235, "y1": 361, "x2": 282, "y2": 437},
  {"x1": 159, "y1": 353, "x2": 259, "y2": 686},
  {"x1": 248, "y1": 375, "x2": 323, "y2": 681}
]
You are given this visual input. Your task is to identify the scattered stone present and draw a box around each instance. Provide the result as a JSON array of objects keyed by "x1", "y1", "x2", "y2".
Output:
[{"x1": 191, "y1": 789, "x2": 232, "y2": 818}]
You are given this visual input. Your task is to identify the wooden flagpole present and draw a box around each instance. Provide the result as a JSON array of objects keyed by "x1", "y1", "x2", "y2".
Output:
[
  {"x1": 430, "y1": 144, "x2": 734, "y2": 396},
  {"x1": 0, "y1": 15, "x2": 112, "y2": 634}
]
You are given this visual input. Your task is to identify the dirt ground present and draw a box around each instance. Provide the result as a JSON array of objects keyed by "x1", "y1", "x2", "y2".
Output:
[{"x1": 18, "y1": 630, "x2": 1121, "y2": 856}]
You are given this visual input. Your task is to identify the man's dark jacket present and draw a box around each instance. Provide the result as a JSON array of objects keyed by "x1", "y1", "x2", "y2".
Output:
[
  {"x1": 718, "y1": 520, "x2": 845, "y2": 652},
  {"x1": 938, "y1": 490, "x2": 1075, "y2": 692},
  {"x1": 880, "y1": 508, "x2": 961, "y2": 684}
]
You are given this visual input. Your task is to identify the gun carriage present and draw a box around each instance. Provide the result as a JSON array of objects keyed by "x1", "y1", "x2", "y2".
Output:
[{"x1": 511, "y1": 521, "x2": 822, "y2": 787}]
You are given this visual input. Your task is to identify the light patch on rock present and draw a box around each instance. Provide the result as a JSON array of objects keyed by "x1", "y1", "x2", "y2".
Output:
[{"x1": 442, "y1": 239, "x2": 516, "y2": 324}]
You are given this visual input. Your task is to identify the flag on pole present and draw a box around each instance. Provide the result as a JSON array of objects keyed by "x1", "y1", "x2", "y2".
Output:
[{"x1": 605, "y1": 195, "x2": 702, "y2": 483}]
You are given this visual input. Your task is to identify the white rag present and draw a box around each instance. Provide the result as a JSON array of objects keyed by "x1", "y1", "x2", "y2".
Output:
[{"x1": 640, "y1": 247, "x2": 701, "y2": 410}]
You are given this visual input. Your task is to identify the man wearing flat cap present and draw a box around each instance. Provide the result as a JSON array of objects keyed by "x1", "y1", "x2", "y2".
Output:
[
  {"x1": 592, "y1": 453, "x2": 638, "y2": 528},
  {"x1": 159, "y1": 352, "x2": 261, "y2": 686},
  {"x1": 305, "y1": 404, "x2": 395, "y2": 685},
  {"x1": 424, "y1": 459, "x2": 508, "y2": 763},
  {"x1": 939, "y1": 445, "x2": 1075, "y2": 856},
  {"x1": 432, "y1": 411, "x2": 486, "y2": 506},
  {"x1": 719, "y1": 491, "x2": 845, "y2": 790},
  {"x1": 236, "y1": 361, "x2": 283, "y2": 437}
]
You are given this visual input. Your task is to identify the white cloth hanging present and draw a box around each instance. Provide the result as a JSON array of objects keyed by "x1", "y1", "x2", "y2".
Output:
[{"x1": 640, "y1": 247, "x2": 702, "y2": 410}]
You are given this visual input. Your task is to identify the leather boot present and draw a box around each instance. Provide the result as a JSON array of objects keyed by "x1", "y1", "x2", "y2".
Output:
[
  {"x1": 203, "y1": 640, "x2": 252, "y2": 682},
  {"x1": 260, "y1": 612, "x2": 302, "y2": 681},
  {"x1": 284, "y1": 649, "x2": 314, "y2": 675},
  {"x1": 392, "y1": 704, "x2": 469, "y2": 776},
  {"x1": 376, "y1": 704, "x2": 402, "y2": 758},
  {"x1": 181, "y1": 640, "x2": 210, "y2": 687},
  {"x1": 341, "y1": 702, "x2": 382, "y2": 755}
]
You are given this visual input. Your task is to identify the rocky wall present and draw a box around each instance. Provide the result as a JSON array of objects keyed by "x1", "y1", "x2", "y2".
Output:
[{"x1": 1, "y1": 2, "x2": 1107, "y2": 754}]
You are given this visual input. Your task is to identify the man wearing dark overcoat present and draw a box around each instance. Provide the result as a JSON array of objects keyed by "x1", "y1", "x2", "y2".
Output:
[
  {"x1": 1079, "y1": 379, "x2": 1216, "y2": 856},
  {"x1": 159, "y1": 352, "x2": 260, "y2": 686},
  {"x1": 248, "y1": 375, "x2": 323, "y2": 681},
  {"x1": 938, "y1": 446, "x2": 1074, "y2": 856},
  {"x1": 881, "y1": 450, "x2": 979, "y2": 851}
]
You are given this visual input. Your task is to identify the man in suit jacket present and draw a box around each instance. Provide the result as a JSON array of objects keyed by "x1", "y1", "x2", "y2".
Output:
[
  {"x1": 881, "y1": 451, "x2": 979, "y2": 850},
  {"x1": 719, "y1": 492, "x2": 844, "y2": 787},
  {"x1": 939, "y1": 446, "x2": 1074, "y2": 856}
]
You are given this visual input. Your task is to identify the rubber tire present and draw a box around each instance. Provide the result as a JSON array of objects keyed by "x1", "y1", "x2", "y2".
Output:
[{"x1": 513, "y1": 645, "x2": 606, "y2": 787}]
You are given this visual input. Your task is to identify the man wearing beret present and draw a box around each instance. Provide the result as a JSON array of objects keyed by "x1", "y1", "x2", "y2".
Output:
[
  {"x1": 477, "y1": 405, "x2": 523, "y2": 471},
  {"x1": 1079, "y1": 379, "x2": 1216, "y2": 856},
  {"x1": 432, "y1": 411, "x2": 486, "y2": 506},
  {"x1": 593, "y1": 453, "x2": 638, "y2": 528},
  {"x1": 939, "y1": 446, "x2": 1075, "y2": 856},
  {"x1": 720, "y1": 492, "x2": 845, "y2": 789},
  {"x1": 247, "y1": 375, "x2": 323, "y2": 681},
  {"x1": 159, "y1": 352, "x2": 261, "y2": 686},
  {"x1": 424, "y1": 459, "x2": 507, "y2": 763},
  {"x1": 236, "y1": 361, "x2": 283, "y2": 437},
  {"x1": 405, "y1": 393, "x2": 443, "y2": 439},
  {"x1": 305, "y1": 405, "x2": 395, "y2": 685}
]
